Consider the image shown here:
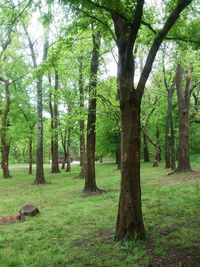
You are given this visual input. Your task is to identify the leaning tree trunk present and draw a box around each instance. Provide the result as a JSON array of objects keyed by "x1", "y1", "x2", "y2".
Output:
[
  {"x1": 176, "y1": 64, "x2": 192, "y2": 172},
  {"x1": 34, "y1": 78, "x2": 46, "y2": 184},
  {"x1": 84, "y1": 30, "x2": 101, "y2": 193},
  {"x1": 0, "y1": 79, "x2": 11, "y2": 178}
]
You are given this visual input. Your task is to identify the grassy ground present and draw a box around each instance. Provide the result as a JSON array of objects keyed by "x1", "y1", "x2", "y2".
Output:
[{"x1": 0, "y1": 162, "x2": 200, "y2": 267}]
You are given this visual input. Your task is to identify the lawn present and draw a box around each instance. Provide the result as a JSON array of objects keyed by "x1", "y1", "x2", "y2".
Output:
[{"x1": 0, "y1": 162, "x2": 200, "y2": 267}]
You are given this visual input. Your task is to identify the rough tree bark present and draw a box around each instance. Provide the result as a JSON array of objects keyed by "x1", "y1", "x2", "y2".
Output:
[
  {"x1": 84, "y1": 30, "x2": 101, "y2": 193},
  {"x1": 0, "y1": 78, "x2": 11, "y2": 178},
  {"x1": 49, "y1": 70, "x2": 60, "y2": 173},
  {"x1": 176, "y1": 64, "x2": 192, "y2": 172}
]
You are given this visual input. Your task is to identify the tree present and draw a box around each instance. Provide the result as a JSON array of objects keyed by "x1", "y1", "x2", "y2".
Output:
[
  {"x1": 84, "y1": 29, "x2": 101, "y2": 193},
  {"x1": 0, "y1": 78, "x2": 12, "y2": 178},
  {"x1": 49, "y1": 70, "x2": 60, "y2": 173},
  {"x1": 176, "y1": 63, "x2": 192, "y2": 172},
  {"x1": 22, "y1": 4, "x2": 52, "y2": 184},
  {"x1": 66, "y1": 0, "x2": 194, "y2": 240}
]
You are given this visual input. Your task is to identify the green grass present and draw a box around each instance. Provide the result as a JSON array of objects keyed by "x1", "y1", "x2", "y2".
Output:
[{"x1": 0, "y1": 162, "x2": 200, "y2": 266}]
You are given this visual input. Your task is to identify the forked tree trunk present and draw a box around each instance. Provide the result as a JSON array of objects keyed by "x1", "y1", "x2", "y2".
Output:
[
  {"x1": 176, "y1": 64, "x2": 192, "y2": 172},
  {"x1": 28, "y1": 137, "x2": 33, "y2": 175},
  {"x1": 111, "y1": 0, "x2": 192, "y2": 240},
  {"x1": 0, "y1": 79, "x2": 11, "y2": 178},
  {"x1": 84, "y1": 30, "x2": 101, "y2": 193}
]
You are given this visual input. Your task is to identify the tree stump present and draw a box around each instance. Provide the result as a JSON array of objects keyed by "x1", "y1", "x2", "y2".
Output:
[{"x1": 19, "y1": 204, "x2": 39, "y2": 217}]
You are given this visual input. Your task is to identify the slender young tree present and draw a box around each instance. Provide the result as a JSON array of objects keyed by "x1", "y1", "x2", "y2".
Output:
[
  {"x1": 176, "y1": 64, "x2": 192, "y2": 172},
  {"x1": 0, "y1": 78, "x2": 12, "y2": 178},
  {"x1": 49, "y1": 70, "x2": 60, "y2": 173},
  {"x1": 84, "y1": 29, "x2": 101, "y2": 193},
  {"x1": 78, "y1": 56, "x2": 86, "y2": 178}
]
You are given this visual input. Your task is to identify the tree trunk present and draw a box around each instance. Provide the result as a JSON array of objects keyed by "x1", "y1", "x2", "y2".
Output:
[
  {"x1": 84, "y1": 30, "x2": 101, "y2": 193},
  {"x1": 143, "y1": 131, "x2": 150, "y2": 162},
  {"x1": 28, "y1": 137, "x2": 33, "y2": 175},
  {"x1": 34, "y1": 79, "x2": 46, "y2": 184},
  {"x1": 49, "y1": 71, "x2": 60, "y2": 173},
  {"x1": 112, "y1": 0, "x2": 192, "y2": 241},
  {"x1": 66, "y1": 129, "x2": 71, "y2": 172},
  {"x1": 78, "y1": 55, "x2": 86, "y2": 178},
  {"x1": 170, "y1": 110, "x2": 176, "y2": 170},
  {"x1": 116, "y1": 96, "x2": 145, "y2": 240},
  {"x1": 115, "y1": 131, "x2": 121, "y2": 170},
  {"x1": 0, "y1": 80, "x2": 11, "y2": 178},
  {"x1": 176, "y1": 64, "x2": 192, "y2": 172},
  {"x1": 165, "y1": 103, "x2": 171, "y2": 168}
]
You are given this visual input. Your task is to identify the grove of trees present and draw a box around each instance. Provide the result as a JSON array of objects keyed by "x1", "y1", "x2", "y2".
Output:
[{"x1": 0, "y1": 0, "x2": 200, "y2": 242}]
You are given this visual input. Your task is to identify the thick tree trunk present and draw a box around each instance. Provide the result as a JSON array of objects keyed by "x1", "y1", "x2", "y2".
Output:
[
  {"x1": 143, "y1": 132, "x2": 150, "y2": 162},
  {"x1": 116, "y1": 97, "x2": 145, "y2": 240},
  {"x1": 115, "y1": 131, "x2": 121, "y2": 170},
  {"x1": 0, "y1": 80, "x2": 11, "y2": 178},
  {"x1": 28, "y1": 137, "x2": 33, "y2": 175},
  {"x1": 84, "y1": 30, "x2": 101, "y2": 193},
  {"x1": 34, "y1": 79, "x2": 46, "y2": 184},
  {"x1": 112, "y1": 0, "x2": 192, "y2": 241},
  {"x1": 176, "y1": 64, "x2": 192, "y2": 172}
]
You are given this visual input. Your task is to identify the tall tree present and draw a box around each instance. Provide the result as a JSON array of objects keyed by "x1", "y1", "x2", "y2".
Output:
[
  {"x1": 84, "y1": 29, "x2": 101, "y2": 193},
  {"x1": 62, "y1": 0, "x2": 193, "y2": 240},
  {"x1": 78, "y1": 55, "x2": 86, "y2": 178},
  {"x1": 49, "y1": 70, "x2": 60, "y2": 173},
  {"x1": 176, "y1": 63, "x2": 192, "y2": 172},
  {"x1": 0, "y1": 78, "x2": 12, "y2": 178}
]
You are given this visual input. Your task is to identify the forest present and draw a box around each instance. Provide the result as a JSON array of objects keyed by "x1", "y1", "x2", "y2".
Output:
[{"x1": 0, "y1": 0, "x2": 200, "y2": 266}]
